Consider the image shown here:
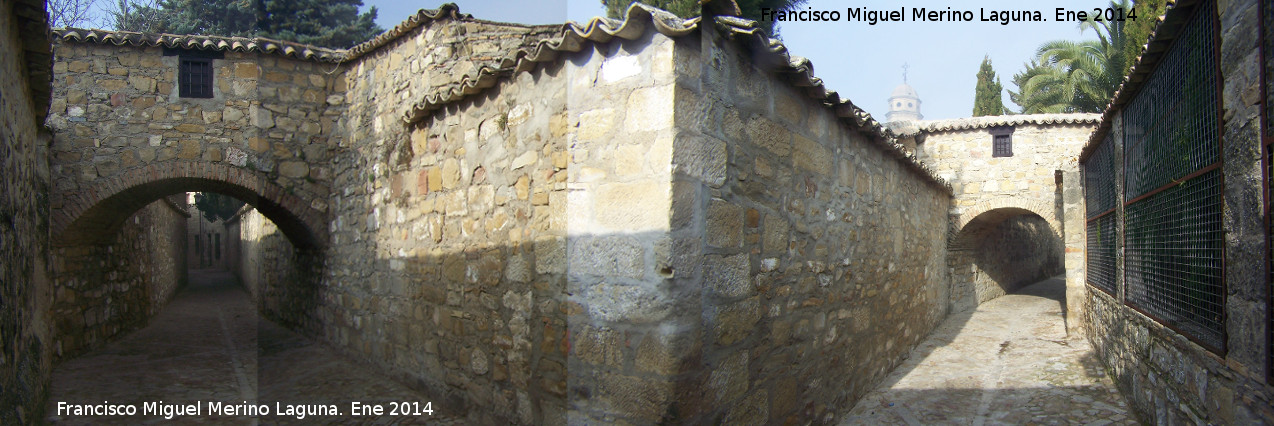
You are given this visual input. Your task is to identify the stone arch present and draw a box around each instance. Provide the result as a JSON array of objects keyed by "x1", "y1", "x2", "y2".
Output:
[
  {"x1": 947, "y1": 198, "x2": 1066, "y2": 311},
  {"x1": 52, "y1": 162, "x2": 328, "y2": 250},
  {"x1": 950, "y1": 197, "x2": 1060, "y2": 251}
]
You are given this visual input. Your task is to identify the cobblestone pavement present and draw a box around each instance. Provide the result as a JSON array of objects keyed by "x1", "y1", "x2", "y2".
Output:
[
  {"x1": 46, "y1": 269, "x2": 462, "y2": 425},
  {"x1": 842, "y1": 276, "x2": 1138, "y2": 425}
]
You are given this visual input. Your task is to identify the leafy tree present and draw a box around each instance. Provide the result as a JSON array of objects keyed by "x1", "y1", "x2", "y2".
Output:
[
  {"x1": 1009, "y1": 0, "x2": 1131, "y2": 113},
  {"x1": 602, "y1": 0, "x2": 808, "y2": 37},
  {"x1": 193, "y1": 192, "x2": 245, "y2": 223},
  {"x1": 258, "y1": 0, "x2": 382, "y2": 49},
  {"x1": 973, "y1": 55, "x2": 1007, "y2": 116},
  {"x1": 111, "y1": 0, "x2": 382, "y2": 49},
  {"x1": 1121, "y1": 0, "x2": 1167, "y2": 71}
]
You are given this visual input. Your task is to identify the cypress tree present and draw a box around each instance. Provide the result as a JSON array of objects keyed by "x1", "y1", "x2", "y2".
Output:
[{"x1": 973, "y1": 55, "x2": 1007, "y2": 117}]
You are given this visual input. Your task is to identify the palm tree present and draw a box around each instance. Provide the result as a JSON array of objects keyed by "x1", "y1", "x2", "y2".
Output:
[{"x1": 1010, "y1": 0, "x2": 1131, "y2": 113}]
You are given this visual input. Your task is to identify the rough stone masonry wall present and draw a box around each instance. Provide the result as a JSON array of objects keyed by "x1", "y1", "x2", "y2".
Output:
[
  {"x1": 917, "y1": 122, "x2": 1090, "y2": 315},
  {"x1": 46, "y1": 40, "x2": 335, "y2": 241},
  {"x1": 48, "y1": 197, "x2": 189, "y2": 360},
  {"x1": 322, "y1": 18, "x2": 572, "y2": 424},
  {"x1": 227, "y1": 207, "x2": 296, "y2": 307},
  {"x1": 560, "y1": 33, "x2": 681, "y2": 424},
  {"x1": 0, "y1": 3, "x2": 52, "y2": 422},
  {"x1": 1085, "y1": 0, "x2": 1274, "y2": 423},
  {"x1": 666, "y1": 26, "x2": 952, "y2": 423}
]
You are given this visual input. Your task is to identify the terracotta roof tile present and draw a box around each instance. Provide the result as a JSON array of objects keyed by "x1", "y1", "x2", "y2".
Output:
[
  {"x1": 918, "y1": 113, "x2": 1101, "y2": 133},
  {"x1": 51, "y1": 28, "x2": 346, "y2": 62}
]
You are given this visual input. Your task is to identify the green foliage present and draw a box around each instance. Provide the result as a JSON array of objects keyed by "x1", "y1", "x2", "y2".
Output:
[
  {"x1": 1121, "y1": 0, "x2": 1167, "y2": 71},
  {"x1": 1010, "y1": 0, "x2": 1133, "y2": 114},
  {"x1": 257, "y1": 0, "x2": 382, "y2": 49},
  {"x1": 194, "y1": 192, "x2": 246, "y2": 223},
  {"x1": 111, "y1": 0, "x2": 382, "y2": 49},
  {"x1": 602, "y1": 0, "x2": 807, "y2": 37},
  {"x1": 972, "y1": 55, "x2": 1007, "y2": 116}
]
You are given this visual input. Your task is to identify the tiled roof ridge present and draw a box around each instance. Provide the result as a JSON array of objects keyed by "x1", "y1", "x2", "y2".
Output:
[
  {"x1": 51, "y1": 27, "x2": 347, "y2": 62},
  {"x1": 400, "y1": 2, "x2": 951, "y2": 193},
  {"x1": 1079, "y1": 0, "x2": 1187, "y2": 161},
  {"x1": 919, "y1": 113, "x2": 1102, "y2": 132},
  {"x1": 343, "y1": 3, "x2": 476, "y2": 61}
]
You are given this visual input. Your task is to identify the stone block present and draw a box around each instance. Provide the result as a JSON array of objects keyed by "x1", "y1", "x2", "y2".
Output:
[
  {"x1": 577, "y1": 108, "x2": 615, "y2": 141},
  {"x1": 597, "y1": 372, "x2": 672, "y2": 423},
  {"x1": 625, "y1": 85, "x2": 674, "y2": 133},
  {"x1": 709, "y1": 351, "x2": 748, "y2": 404},
  {"x1": 534, "y1": 237, "x2": 565, "y2": 274},
  {"x1": 441, "y1": 159, "x2": 460, "y2": 189},
  {"x1": 793, "y1": 135, "x2": 832, "y2": 175},
  {"x1": 746, "y1": 116, "x2": 790, "y2": 156},
  {"x1": 595, "y1": 181, "x2": 669, "y2": 232},
  {"x1": 574, "y1": 325, "x2": 623, "y2": 367},
  {"x1": 177, "y1": 140, "x2": 201, "y2": 159},
  {"x1": 705, "y1": 253, "x2": 750, "y2": 298},
  {"x1": 570, "y1": 236, "x2": 643, "y2": 279},
  {"x1": 712, "y1": 297, "x2": 760, "y2": 345},
  {"x1": 706, "y1": 199, "x2": 744, "y2": 248},
  {"x1": 762, "y1": 214, "x2": 788, "y2": 254},
  {"x1": 279, "y1": 161, "x2": 309, "y2": 178}
]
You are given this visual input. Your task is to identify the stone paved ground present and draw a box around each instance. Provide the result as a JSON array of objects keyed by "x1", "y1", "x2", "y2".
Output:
[
  {"x1": 45, "y1": 269, "x2": 461, "y2": 425},
  {"x1": 841, "y1": 276, "x2": 1138, "y2": 426}
]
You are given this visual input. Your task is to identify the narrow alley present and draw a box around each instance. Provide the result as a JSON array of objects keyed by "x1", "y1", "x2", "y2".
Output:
[
  {"x1": 842, "y1": 276, "x2": 1137, "y2": 425},
  {"x1": 44, "y1": 270, "x2": 459, "y2": 425}
]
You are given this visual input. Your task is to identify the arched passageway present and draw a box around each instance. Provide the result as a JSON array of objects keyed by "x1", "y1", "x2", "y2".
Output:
[
  {"x1": 948, "y1": 206, "x2": 1065, "y2": 312},
  {"x1": 48, "y1": 172, "x2": 327, "y2": 360}
]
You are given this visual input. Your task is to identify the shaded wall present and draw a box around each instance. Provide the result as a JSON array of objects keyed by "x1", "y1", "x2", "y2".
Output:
[
  {"x1": 49, "y1": 197, "x2": 189, "y2": 360},
  {"x1": 1084, "y1": 0, "x2": 1274, "y2": 423},
  {"x1": 666, "y1": 24, "x2": 953, "y2": 423},
  {"x1": 0, "y1": 1, "x2": 52, "y2": 422},
  {"x1": 321, "y1": 17, "x2": 571, "y2": 424}
]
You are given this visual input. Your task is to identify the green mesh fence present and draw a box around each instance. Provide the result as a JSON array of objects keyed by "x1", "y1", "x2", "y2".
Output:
[
  {"x1": 1087, "y1": 214, "x2": 1117, "y2": 295},
  {"x1": 1122, "y1": 0, "x2": 1225, "y2": 352}
]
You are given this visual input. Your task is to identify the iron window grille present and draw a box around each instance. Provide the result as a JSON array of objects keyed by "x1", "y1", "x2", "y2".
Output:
[
  {"x1": 179, "y1": 58, "x2": 214, "y2": 98},
  {"x1": 1121, "y1": 0, "x2": 1225, "y2": 353},
  {"x1": 990, "y1": 127, "x2": 1013, "y2": 157},
  {"x1": 162, "y1": 47, "x2": 223, "y2": 99}
]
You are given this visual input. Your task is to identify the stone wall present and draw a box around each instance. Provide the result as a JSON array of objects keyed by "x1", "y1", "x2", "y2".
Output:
[
  {"x1": 317, "y1": 17, "x2": 572, "y2": 424},
  {"x1": 227, "y1": 207, "x2": 299, "y2": 314},
  {"x1": 664, "y1": 24, "x2": 953, "y2": 424},
  {"x1": 1083, "y1": 0, "x2": 1274, "y2": 423},
  {"x1": 46, "y1": 38, "x2": 333, "y2": 248},
  {"x1": 915, "y1": 116, "x2": 1094, "y2": 323},
  {"x1": 0, "y1": 1, "x2": 53, "y2": 422},
  {"x1": 48, "y1": 197, "x2": 189, "y2": 360}
]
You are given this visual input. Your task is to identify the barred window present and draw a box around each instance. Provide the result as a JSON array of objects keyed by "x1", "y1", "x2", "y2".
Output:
[
  {"x1": 179, "y1": 58, "x2": 213, "y2": 98},
  {"x1": 162, "y1": 47, "x2": 222, "y2": 99},
  {"x1": 990, "y1": 127, "x2": 1013, "y2": 157},
  {"x1": 1122, "y1": 0, "x2": 1225, "y2": 353}
]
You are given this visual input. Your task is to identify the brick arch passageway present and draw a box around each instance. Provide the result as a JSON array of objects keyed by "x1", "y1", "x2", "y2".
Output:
[{"x1": 52, "y1": 162, "x2": 329, "y2": 250}]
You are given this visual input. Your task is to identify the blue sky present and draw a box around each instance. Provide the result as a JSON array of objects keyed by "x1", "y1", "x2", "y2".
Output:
[{"x1": 363, "y1": 1, "x2": 1116, "y2": 121}]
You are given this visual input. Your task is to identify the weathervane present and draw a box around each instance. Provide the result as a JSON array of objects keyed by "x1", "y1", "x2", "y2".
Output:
[{"x1": 902, "y1": 63, "x2": 909, "y2": 84}]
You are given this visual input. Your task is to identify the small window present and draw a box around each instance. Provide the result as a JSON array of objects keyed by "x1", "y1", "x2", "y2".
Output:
[
  {"x1": 907, "y1": 102, "x2": 913, "y2": 108},
  {"x1": 180, "y1": 58, "x2": 214, "y2": 98},
  {"x1": 163, "y1": 47, "x2": 223, "y2": 99},
  {"x1": 990, "y1": 126, "x2": 1014, "y2": 157},
  {"x1": 896, "y1": 102, "x2": 902, "y2": 107}
]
